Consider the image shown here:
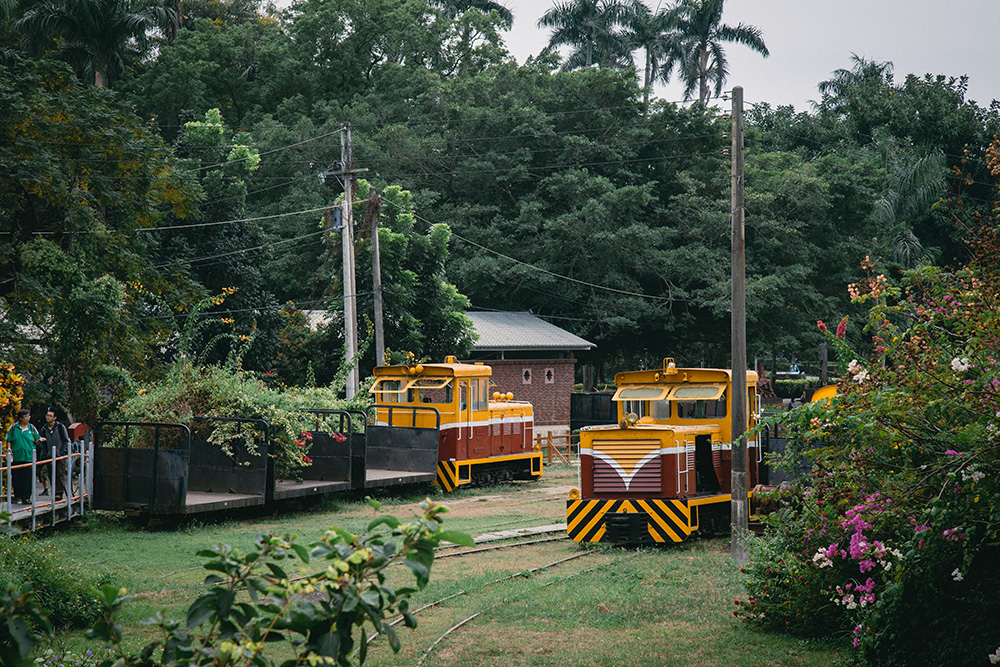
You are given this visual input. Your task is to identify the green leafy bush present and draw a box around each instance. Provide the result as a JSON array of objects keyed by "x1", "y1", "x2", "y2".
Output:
[
  {"x1": 0, "y1": 534, "x2": 103, "y2": 630},
  {"x1": 773, "y1": 378, "x2": 811, "y2": 400},
  {"x1": 113, "y1": 361, "x2": 369, "y2": 479}
]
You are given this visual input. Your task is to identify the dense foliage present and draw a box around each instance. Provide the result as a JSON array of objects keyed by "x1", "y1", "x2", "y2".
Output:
[
  {"x1": 3, "y1": 0, "x2": 999, "y2": 406},
  {"x1": 737, "y1": 170, "x2": 1000, "y2": 664},
  {"x1": 0, "y1": 534, "x2": 105, "y2": 630},
  {"x1": 0, "y1": 502, "x2": 471, "y2": 666}
]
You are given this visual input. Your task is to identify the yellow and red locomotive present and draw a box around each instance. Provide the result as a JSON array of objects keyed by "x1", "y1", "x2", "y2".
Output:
[
  {"x1": 567, "y1": 358, "x2": 762, "y2": 544},
  {"x1": 370, "y1": 356, "x2": 543, "y2": 492}
]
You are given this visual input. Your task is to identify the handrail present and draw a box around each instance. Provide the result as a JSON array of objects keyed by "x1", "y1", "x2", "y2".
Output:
[
  {"x1": 371, "y1": 404, "x2": 441, "y2": 430},
  {"x1": 297, "y1": 409, "x2": 366, "y2": 434}
]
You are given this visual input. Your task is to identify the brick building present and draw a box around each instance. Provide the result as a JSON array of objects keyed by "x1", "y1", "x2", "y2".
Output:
[{"x1": 464, "y1": 312, "x2": 594, "y2": 436}]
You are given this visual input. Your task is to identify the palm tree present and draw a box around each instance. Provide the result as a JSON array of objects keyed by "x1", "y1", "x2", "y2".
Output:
[
  {"x1": 662, "y1": 0, "x2": 768, "y2": 104},
  {"x1": 873, "y1": 150, "x2": 946, "y2": 268},
  {"x1": 537, "y1": 0, "x2": 645, "y2": 71},
  {"x1": 624, "y1": 4, "x2": 683, "y2": 107},
  {"x1": 15, "y1": 0, "x2": 173, "y2": 87},
  {"x1": 816, "y1": 53, "x2": 894, "y2": 115}
]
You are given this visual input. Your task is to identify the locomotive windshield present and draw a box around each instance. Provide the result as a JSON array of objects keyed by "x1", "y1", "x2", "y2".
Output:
[
  {"x1": 610, "y1": 383, "x2": 728, "y2": 421},
  {"x1": 371, "y1": 377, "x2": 454, "y2": 404}
]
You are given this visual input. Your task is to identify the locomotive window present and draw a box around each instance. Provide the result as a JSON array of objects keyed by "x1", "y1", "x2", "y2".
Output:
[
  {"x1": 651, "y1": 399, "x2": 671, "y2": 418},
  {"x1": 472, "y1": 378, "x2": 487, "y2": 411},
  {"x1": 371, "y1": 379, "x2": 405, "y2": 402},
  {"x1": 676, "y1": 391, "x2": 727, "y2": 419},
  {"x1": 671, "y1": 384, "x2": 725, "y2": 400},
  {"x1": 614, "y1": 386, "x2": 669, "y2": 401},
  {"x1": 621, "y1": 400, "x2": 647, "y2": 419},
  {"x1": 403, "y1": 377, "x2": 453, "y2": 404}
]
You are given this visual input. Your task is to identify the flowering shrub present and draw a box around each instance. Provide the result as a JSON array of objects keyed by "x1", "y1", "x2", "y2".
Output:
[
  {"x1": 739, "y1": 227, "x2": 1000, "y2": 665},
  {"x1": 0, "y1": 361, "x2": 24, "y2": 434}
]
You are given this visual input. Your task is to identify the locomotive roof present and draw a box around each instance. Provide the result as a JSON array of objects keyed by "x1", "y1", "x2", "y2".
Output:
[
  {"x1": 614, "y1": 366, "x2": 759, "y2": 385},
  {"x1": 373, "y1": 360, "x2": 492, "y2": 378}
]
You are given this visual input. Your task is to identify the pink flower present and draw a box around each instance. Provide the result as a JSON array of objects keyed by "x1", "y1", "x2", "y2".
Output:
[
  {"x1": 945, "y1": 450, "x2": 963, "y2": 456},
  {"x1": 817, "y1": 320, "x2": 827, "y2": 333},
  {"x1": 836, "y1": 316, "x2": 848, "y2": 339}
]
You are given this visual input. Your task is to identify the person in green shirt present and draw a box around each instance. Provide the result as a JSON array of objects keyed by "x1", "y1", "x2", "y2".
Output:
[{"x1": 5, "y1": 408, "x2": 41, "y2": 504}]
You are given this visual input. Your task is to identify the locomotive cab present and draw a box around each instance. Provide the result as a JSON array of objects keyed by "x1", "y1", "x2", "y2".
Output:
[{"x1": 568, "y1": 358, "x2": 762, "y2": 544}]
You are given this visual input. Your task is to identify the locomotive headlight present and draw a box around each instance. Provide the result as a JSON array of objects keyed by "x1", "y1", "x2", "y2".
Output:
[
  {"x1": 620, "y1": 412, "x2": 639, "y2": 428},
  {"x1": 569, "y1": 488, "x2": 580, "y2": 500}
]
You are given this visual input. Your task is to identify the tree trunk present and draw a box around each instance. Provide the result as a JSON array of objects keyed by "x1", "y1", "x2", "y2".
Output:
[{"x1": 698, "y1": 49, "x2": 710, "y2": 103}]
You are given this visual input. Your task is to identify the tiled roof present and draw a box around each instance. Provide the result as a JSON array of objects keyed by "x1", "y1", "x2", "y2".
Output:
[{"x1": 467, "y1": 311, "x2": 594, "y2": 351}]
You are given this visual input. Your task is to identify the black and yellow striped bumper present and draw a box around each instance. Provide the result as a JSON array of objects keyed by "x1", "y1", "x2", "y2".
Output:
[
  {"x1": 567, "y1": 496, "x2": 728, "y2": 543},
  {"x1": 436, "y1": 452, "x2": 543, "y2": 492}
]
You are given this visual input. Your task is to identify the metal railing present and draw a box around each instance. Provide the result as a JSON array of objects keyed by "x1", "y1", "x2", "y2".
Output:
[{"x1": 2, "y1": 440, "x2": 92, "y2": 531}]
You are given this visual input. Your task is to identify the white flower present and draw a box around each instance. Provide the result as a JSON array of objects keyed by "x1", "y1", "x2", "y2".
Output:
[
  {"x1": 854, "y1": 369, "x2": 869, "y2": 384},
  {"x1": 848, "y1": 359, "x2": 861, "y2": 374},
  {"x1": 812, "y1": 550, "x2": 833, "y2": 568},
  {"x1": 951, "y1": 357, "x2": 970, "y2": 372},
  {"x1": 961, "y1": 466, "x2": 985, "y2": 483},
  {"x1": 989, "y1": 647, "x2": 1000, "y2": 665},
  {"x1": 952, "y1": 568, "x2": 964, "y2": 582}
]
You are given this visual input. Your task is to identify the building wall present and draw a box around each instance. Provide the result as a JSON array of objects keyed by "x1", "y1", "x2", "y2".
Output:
[{"x1": 483, "y1": 358, "x2": 576, "y2": 428}]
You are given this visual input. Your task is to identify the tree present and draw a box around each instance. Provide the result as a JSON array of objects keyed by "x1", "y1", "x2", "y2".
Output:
[
  {"x1": 162, "y1": 108, "x2": 284, "y2": 372},
  {"x1": 14, "y1": 0, "x2": 173, "y2": 88},
  {"x1": 625, "y1": 3, "x2": 683, "y2": 107},
  {"x1": 337, "y1": 182, "x2": 476, "y2": 366},
  {"x1": 537, "y1": 0, "x2": 644, "y2": 71},
  {"x1": 0, "y1": 59, "x2": 200, "y2": 421},
  {"x1": 662, "y1": 0, "x2": 768, "y2": 103},
  {"x1": 429, "y1": 0, "x2": 512, "y2": 26},
  {"x1": 816, "y1": 53, "x2": 895, "y2": 115}
]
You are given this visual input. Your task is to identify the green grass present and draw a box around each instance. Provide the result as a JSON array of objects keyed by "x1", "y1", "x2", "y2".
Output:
[{"x1": 36, "y1": 465, "x2": 841, "y2": 665}]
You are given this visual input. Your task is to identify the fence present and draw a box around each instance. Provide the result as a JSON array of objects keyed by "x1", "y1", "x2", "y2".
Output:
[
  {"x1": 534, "y1": 431, "x2": 578, "y2": 465},
  {"x1": 2, "y1": 439, "x2": 93, "y2": 531}
]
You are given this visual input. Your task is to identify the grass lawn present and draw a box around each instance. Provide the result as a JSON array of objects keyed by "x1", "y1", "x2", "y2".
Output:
[{"x1": 36, "y1": 464, "x2": 841, "y2": 666}]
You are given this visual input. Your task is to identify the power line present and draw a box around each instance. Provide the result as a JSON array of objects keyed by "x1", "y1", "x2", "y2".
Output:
[{"x1": 378, "y1": 195, "x2": 672, "y2": 303}]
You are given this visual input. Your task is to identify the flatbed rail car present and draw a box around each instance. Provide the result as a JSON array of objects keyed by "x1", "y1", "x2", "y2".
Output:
[
  {"x1": 92, "y1": 410, "x2": 438, "y2": 516},
  {"x1": 370, "y1": 356, "x2": 543, "y2": 492},
  {"x1": 567, "y1": 358, "x2": 763, "y2": 544}
]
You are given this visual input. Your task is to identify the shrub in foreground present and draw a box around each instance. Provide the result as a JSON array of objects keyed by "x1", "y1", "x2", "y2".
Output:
[
  {"x1": 739, "y1": 226, "x2": 1000, "y2": 666},
  {"x1": 1, "y1": 500, "x2": 470, "y2": 666}
]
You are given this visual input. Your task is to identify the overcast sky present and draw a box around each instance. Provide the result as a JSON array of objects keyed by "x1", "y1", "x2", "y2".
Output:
[{"x1": 503, "y1": 0, "x2": 1000, "y2": 111}]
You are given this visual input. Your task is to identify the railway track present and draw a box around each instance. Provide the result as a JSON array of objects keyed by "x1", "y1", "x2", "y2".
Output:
[
  {"x1": 413, "y1": 553, "x2": 640, "y2": 665},
  {"x1": 368, "y1": 549, "x2": 593, "y2": 649}
]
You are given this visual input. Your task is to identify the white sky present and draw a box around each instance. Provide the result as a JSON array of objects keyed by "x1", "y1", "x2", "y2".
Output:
[{"x1": 504, "y1": 0, "x2": 1000, "y2": 111}]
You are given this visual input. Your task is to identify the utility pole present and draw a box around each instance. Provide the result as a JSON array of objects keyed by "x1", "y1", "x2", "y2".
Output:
[
  {"x1": 367, "y1": 187, "x2": 385, "y2": 366},
  {"x1": 730, "y1": 86, "x2": 748, "y2": 564},
  {"x1": 338, "y1": 123, "x2": 367, "y2": 399}
]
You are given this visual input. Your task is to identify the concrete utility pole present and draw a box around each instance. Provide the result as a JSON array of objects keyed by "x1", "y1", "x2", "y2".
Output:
[
  {"x1": 730, "y1": 86, "x2": 749, "y2": 564},
  {"x1": 367, "y1": 187, "x2": 385, "y2": 366},
  {"x1": 339, "y1": 123, "x2": 361, "y2": 399}
]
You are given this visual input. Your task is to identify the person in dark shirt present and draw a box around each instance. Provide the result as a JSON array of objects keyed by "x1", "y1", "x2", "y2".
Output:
[{"x1": 39, "y1": 409, "x2": 71, "y2": 501}]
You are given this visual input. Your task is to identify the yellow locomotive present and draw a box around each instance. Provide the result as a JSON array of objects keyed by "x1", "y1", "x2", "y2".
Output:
[
  {"x1": 370, "y1": 356, "x2": 543, "y2": 492},
  {"x1": 567, "y1": 358, "x2": 762, "y2": 543}
]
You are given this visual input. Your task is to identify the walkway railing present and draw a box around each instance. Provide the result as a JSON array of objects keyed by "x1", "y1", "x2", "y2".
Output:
[{"x1": 1, "y1": 439, "x2": 93, "y2": 531}]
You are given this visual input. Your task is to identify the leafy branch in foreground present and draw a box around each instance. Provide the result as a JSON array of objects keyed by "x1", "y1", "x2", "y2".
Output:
[{"x1": 5, "y1": 500, "x2": 470, "y2": 667}]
